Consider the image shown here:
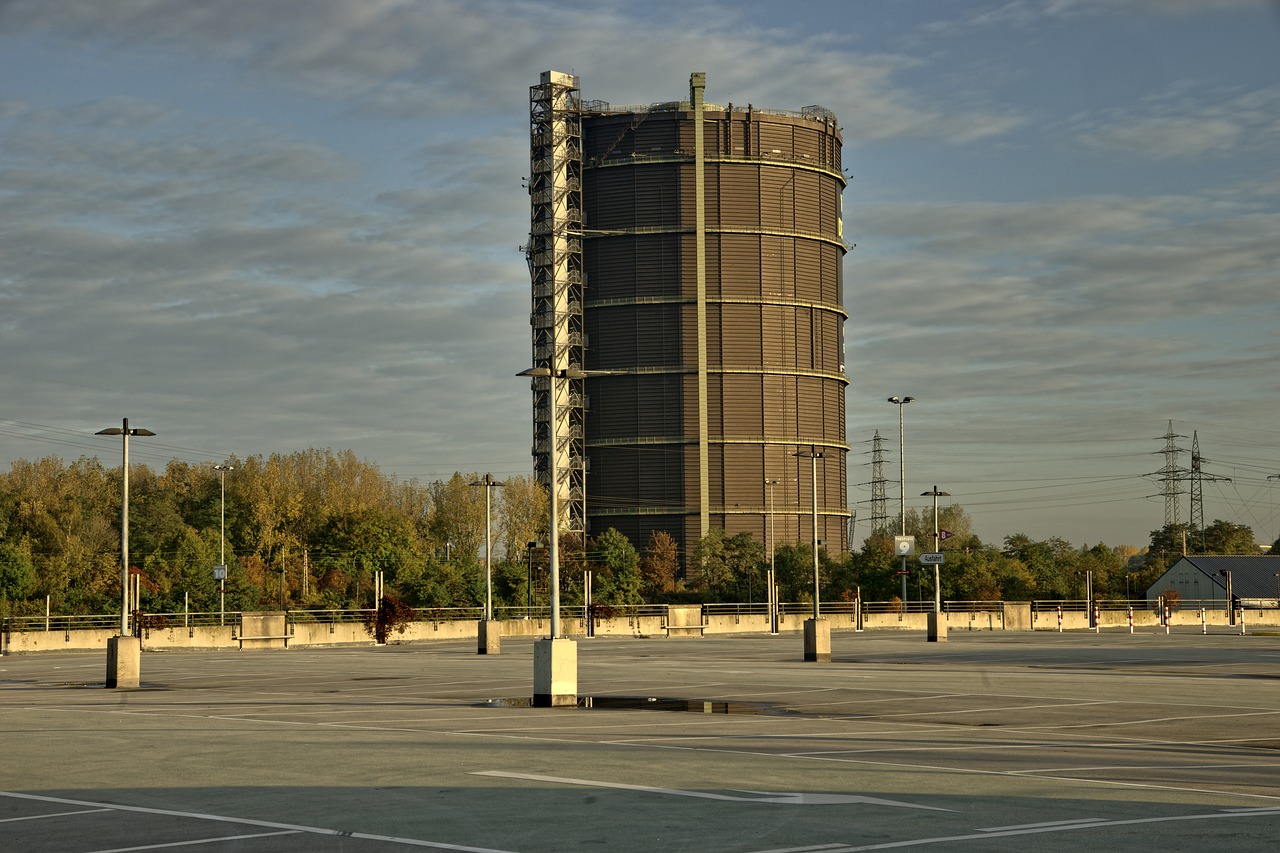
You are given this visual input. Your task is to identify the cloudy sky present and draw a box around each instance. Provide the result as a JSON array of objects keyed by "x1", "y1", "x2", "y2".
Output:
[{"x1": 2, "y1": 0, "x2": 1278, "y2": 550}]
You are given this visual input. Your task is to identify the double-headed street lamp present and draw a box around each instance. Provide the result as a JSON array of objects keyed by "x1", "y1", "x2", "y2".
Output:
[
  {"x1": 214, "y1": 464, "x2": 234, "y2": 626},
  {"x1": 792, "y1": 448, "x2": 824, "y2": 620},
  {"x1": 469, "y1": 474, "x2": 505, "y2": 621},
  {"x1": 765, "y1": 478, "x2": 779, "y2": 634},
  {"x1": 887, "y1": 396, "x2": 914, "y2": 603},
  {"x1": 97, "y1": 418, "x2": 156, "y2": 636},
  {"x1": 793, "y1": 446, "x2": 829, "y2": 662},
  {"x1": 470, "y1": 473, "x2": 505, "y2": 655},
  {"x1": 921, "y1": 487, "x2": 950, "y2": 614}
]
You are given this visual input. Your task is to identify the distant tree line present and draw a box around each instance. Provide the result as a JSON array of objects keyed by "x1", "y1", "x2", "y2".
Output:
[{"x1": 0, "y1": 450, "x2": 1273, "y2": 618}]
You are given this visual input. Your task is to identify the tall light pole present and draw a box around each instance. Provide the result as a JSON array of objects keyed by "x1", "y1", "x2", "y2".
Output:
[
  {"x1": 888, "y1": 396, "x2": 914, "y2": 603},
  {"x1": 921, "y1": 487, "x2": 950, "y2": 614},
  {"x1": 470, "y1": 473, "x2": 505, "y2": 655},
  {"x1": 97, "y1": 418, "x2": 156, "y2": 636},
  {"x1": 793, "y1": 448, "x2": 824, "y2": 619},
  {"x1": 97, "y1": 418, "x2": 154, "y2": 690},
  {"x1": 793, "y1": 447, "x2": 829, "y2": 661},
  {"x1": 519, "y1": 364, "x2": 607, "y2": 704},
  {"x1": 214, "y1": 464, "x2": 234, "y2": 626},
  {"x1": 765, "y1": 478, "x2": 779, "y2": 634}
]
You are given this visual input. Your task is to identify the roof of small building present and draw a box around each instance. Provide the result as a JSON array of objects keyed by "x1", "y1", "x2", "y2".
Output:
[{"x1": 1156, "y1": 556, "x2": 1280, "y2": 599}]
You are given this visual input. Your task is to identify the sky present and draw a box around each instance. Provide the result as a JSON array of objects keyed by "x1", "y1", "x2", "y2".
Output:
[{"x1": 1, "y1": 0, "x2": 1278, "y2": 551}]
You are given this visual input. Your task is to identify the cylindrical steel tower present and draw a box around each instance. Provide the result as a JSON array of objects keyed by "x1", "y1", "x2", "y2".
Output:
[{"x1": 531, "y1": 71, "x2": 849, "y2": 572}]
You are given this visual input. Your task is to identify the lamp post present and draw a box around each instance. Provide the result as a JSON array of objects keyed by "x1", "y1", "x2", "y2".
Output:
[
  {"x1": 526, "y1": 540, "x2": 541, "y2": 611},
  {"x1": 96, "y1": 418, "x2": 155, "y2": 689},
  {"x1": 887, "y1": 396, "x2": 914, "y2": 604},
  {"x1": 765, "y1": 478, "x2": 779, "y2": 634},
  {"x1": 921, "y1": 487, "x2": 950, "y2": 614},
  {"x1": 214, "y1": 464, "x2": 234, "y2": 626},
  {"x1": 519, "y1": 364, "x2": 612, "y2": 704},
  {"x1": 793, "y1": 447, "x2": 829, "y2": 661},
  {"x1": 97, "y1": 419, "x2": 156, "y2": 635},
  {"x1": 470, "y1": 473, "x2": 505, "y2": 654}
]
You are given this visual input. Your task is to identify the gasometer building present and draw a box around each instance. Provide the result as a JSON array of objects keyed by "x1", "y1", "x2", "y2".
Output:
[{"x1": 527, "y1": 70, "x2": 848, "y2": 569}]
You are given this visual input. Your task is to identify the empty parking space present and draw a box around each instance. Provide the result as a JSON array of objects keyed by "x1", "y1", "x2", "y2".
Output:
[{"x1": 2, "y1": 632, "x2": 1278, "y2": 851}]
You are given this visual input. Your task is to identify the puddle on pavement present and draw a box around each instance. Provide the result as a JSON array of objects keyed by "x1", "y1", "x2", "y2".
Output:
[{"x1": 481, "y1": 695, "x2": 798, "y2": 715}]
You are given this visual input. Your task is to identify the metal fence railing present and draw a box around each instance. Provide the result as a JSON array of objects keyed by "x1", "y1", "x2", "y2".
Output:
[{"x1": 10, "y1": 599, "x2": 1278, "y2": 635}]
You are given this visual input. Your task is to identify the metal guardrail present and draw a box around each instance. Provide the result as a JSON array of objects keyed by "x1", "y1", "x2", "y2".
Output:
[{"x1": 16, "y1": 600, "x2": 1273, "y2": 636}]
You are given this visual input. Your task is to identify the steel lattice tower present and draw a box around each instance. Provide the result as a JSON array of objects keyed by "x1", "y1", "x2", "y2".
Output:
[
  {"x1": 868, "y1": 430, "x2": 889, "y2": 533},
  {"x1": 1188, "y1": 431, "x2": 1230, "y2": 552},
  {"x1": 1151, "y1": 420, "x2": 1188, "y2": 529},
  {"x1": 527, "y1": 72, "x2": 586, "y2": 537}
]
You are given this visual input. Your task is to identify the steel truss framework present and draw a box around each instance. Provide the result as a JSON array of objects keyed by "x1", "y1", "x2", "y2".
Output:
[{"x1": 528, "y1": 72, "x2": 586, "y2": 538}]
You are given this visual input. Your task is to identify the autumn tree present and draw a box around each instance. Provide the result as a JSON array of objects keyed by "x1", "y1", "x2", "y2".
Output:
[{"x1": 640, "y1": 530, "x2": 680, "y2": 597}]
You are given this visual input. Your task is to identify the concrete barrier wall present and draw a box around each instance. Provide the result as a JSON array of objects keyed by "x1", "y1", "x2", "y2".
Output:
[{"x1": 7, "y1": 605, "x2": 1279, "y2": 654}]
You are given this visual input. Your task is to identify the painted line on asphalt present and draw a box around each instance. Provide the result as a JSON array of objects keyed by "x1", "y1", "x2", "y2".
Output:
[
  {"x1": 0, "y1": 807, "x2": 112, "y2": 823},
  {"x1": 809, "y1": 807, "x2": 1280, "y2": 851},
  {"x1": 85, "y1": 829, "x2": 302, "y2": 851},
  {"x1": 0, "y1": 791, "x2": 518, "y2": 853},
  {"x1": 473, "y1": 770, "x2": 951, "y2": 810}
]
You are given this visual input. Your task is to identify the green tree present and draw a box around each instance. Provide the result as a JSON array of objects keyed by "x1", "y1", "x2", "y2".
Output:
[
  {"x1": 1200, "y1": 520, "x2": 1256, "y2": 555},
  {"x1": 591, "y1": 528, "x2": 643, "y2": 605},
  {"x1": 0, "y1": 540, "x2": 36, "y2": 604}
]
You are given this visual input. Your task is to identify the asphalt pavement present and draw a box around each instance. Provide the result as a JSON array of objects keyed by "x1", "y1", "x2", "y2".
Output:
[{"x1": 2, "y1": 629, "x2": 1279, "y2": 852}]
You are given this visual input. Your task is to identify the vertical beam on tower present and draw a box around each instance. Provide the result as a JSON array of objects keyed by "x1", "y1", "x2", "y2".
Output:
[
  {"x1": 529, "y1": 71, "x2": 586, "y2": 538},
  {"x1": 691, "y1": 72, "x2": 709, "y2": 540}
]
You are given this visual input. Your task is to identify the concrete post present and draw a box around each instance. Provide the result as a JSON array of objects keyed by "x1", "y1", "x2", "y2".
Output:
[
  {"x1": 803, "y1": 618, "x2": 830, "y2": 662},
  {"x1": 927, "y1": 610, "x2": 948, "y2": 642},
  {"x1": 478, "y1": 619, "x2": 502, "y2": 655},
  {"x1": 105, "y1": 635, "x2": 141, "y2": 688},
  {"x1": 533, "y1": 637, "x2": 577, "y2": 707}
]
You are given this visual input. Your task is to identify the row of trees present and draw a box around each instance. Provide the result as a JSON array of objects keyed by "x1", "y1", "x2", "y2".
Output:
[{"x1": 1, "y1": 450, "x2": 1272, "y2": 618}]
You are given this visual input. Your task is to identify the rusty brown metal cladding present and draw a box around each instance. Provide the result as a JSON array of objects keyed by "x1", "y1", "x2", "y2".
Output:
[{"x1": 581, "y1": 102, "x2": 849, "y2": 568}]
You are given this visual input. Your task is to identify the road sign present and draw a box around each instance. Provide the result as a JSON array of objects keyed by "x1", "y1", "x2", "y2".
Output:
[
  {"x1": 895, "y1": 570, "x2": 911, "y2": 576},
  {"x1": 213, "y1": 564, "x2": 227, "y2": 580},
  {"x1": 894, "y1": 536, "x2": 915, "y2": 556},
  {"x1": 919, "y1": 552, "x2": 944, "y2": 565},
  {"x1": 938, "y1": 530, "x2": 954, "y2": 541}
]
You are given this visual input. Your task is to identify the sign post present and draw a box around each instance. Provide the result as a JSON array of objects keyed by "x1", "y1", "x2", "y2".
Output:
[{"x1": 214, "y1": 565, "x2": 227, "y2": 626}]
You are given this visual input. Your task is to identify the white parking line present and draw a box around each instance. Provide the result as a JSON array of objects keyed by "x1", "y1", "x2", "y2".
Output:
[
  {"x1": 86, "y1": 830, "x2": 302, "y2": 852},
  {"x1": 0, "y1": 791, "x2": 519, "y2": 852},
  {"x1": 0, "y1": 807, "x2": 112, "y2": 823}
]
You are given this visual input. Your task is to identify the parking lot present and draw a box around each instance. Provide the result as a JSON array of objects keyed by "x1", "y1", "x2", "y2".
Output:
[{"x1": 3, "y1": 630, "x2": 1279, "y2": 852}]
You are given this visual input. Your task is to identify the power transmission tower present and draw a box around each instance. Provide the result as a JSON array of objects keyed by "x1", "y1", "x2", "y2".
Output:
[
  {"x1": 865, "y1": 430, "x2": 889, "y2": 533},
  {"x1": 1188, "y1": 431, "x2": 1230, "y2": 552},
  {"x1": 1149, "y1": 420, "x2": 1188, "y2": 529}
]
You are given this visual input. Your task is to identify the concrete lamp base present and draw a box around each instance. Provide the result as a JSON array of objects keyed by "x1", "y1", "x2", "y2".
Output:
[
  {"x1": 927, "y1": 611, "x2": 948, "y2": 643},
  {"x1": 803, "y1": 618, "x2": 831, "y2": 662},
  {"x1": 106, "y1": 635, "x2": 141, "y2": 688},
  {"x1": 533, "y1": 637, "x2": 577, "y2": 707},
  {"x1": 477, "y1": 619, "x2": 502, "y2": 655}
]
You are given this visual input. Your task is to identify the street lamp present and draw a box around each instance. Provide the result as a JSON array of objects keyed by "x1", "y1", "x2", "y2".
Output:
[
  {"x1": 526, "y1": 540, "x2": 542, "y2": 611},
  {"x1": 887, "y1": 396, "x2": 914, "y2": 603},
  {"x1": 214, "y1": 464, "x2": 234, "y2": 626},
  {"x1": 519, "y1": 364, "x2": 617, "y2": 705},
  {"x1": 470, "y1": 473, "x2": 505, "y2": 655},
  {"x1": 97, "y1": 418, "x2": 156, "y2": 636},
  {"x1": 765, "y1": 478, "x2": 779, "y2": 634},
  {"x1": 518, "y1": 364, "x2": 618, "y2": 643},
  {"x1": 921, "y1": 487, "x2": 950, "y2": 614},
  {"x1": 793, "y1": 447, "x2": 828, "y2": 661},
  {"x1": 96, "y1": 418, "x2": 155, "y2": 689}
]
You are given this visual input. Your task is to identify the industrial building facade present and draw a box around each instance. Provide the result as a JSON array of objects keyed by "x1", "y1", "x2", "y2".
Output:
[{"x1": 528, "y1": 71, "x2": 849, "y2": 568}]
